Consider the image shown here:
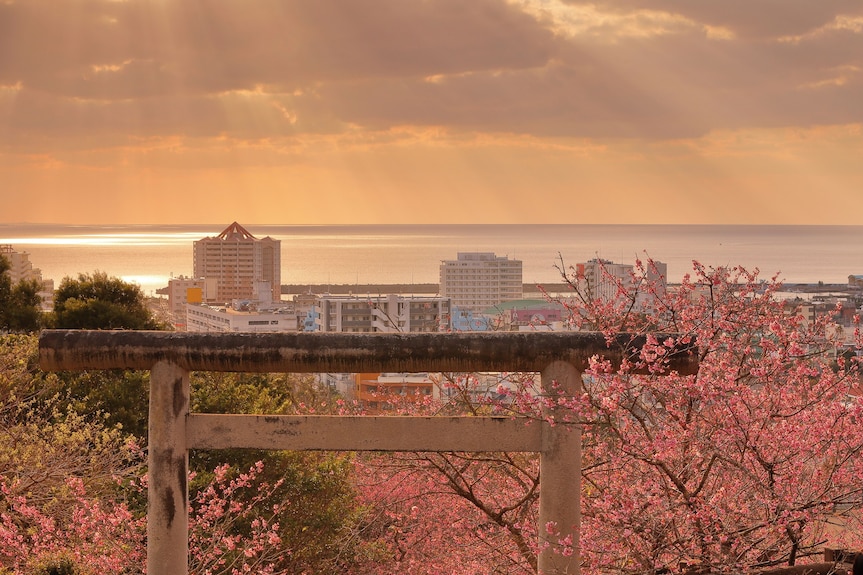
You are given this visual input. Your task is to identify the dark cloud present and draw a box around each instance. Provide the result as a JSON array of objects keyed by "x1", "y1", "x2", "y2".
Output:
[
  {"x1": 581, "y1": 0, "x2": 863, "y2": 39},
  {"x1": 0, "y1": 0, "x2": 556, "y2": 97},
  {"x1": 308, "y1": 20, "x2": 863, "y2": 138}
]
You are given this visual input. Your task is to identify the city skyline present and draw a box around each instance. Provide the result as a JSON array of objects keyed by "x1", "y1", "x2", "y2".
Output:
[{"x1": 2, "y1": 1, "x2": 862, "y2": 226}]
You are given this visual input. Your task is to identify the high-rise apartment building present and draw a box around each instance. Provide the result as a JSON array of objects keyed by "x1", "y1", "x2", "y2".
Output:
[
  {"x1": 439, "y1": 252, "x2": 523, "y2": 314},
  {"x1": 193, "y1": 222, "x2": 281, "y2": 303}
]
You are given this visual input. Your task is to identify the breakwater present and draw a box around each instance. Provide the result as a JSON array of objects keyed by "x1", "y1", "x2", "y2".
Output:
[{"x1": 281, "y1": 283, "x2": 574, "y2": 295}]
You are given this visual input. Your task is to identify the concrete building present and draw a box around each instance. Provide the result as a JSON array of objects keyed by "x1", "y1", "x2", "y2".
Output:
[
  {"x1": 162, "y1": 275, "x2": 208, "y2": 329},
  {"x1": 574, "y1": 258, "x2": 667, "y2": 308},
  {"x1": 784, "y1": 297, "x2": 816, "y2": 328},
  {"x1": 644, "y1": 260, "x2": 668, "y2": 293},
  {"x1": 355, "y1": 372, "x2": 439, "y2": 411},
  {"x1": 314, "y1": 294, "x2": 451, "y2": 333},
  {"x1": 193, "y1": 222, "x2": 281, "y2": 304},
  {"x1": 575, "y1": 258, "x2": 633, "y2": 303},
  {"x1": 637, "y1": 260, "x2": 668, "y2": 310},
  {"x1": 0, "y1": 244, "x2": 54, "y2": 310},
  {"x1": 316, "y1": 372, "x2": 357, "y2": 396},
  {"x1": 438, "y1": 371, "x2": 541, "y2": 403},
  {"x1": 491, "y1": 299, "x2": 570, "y2": 331},
  {"x1": 450, "y1": 307, "x2": 493, "y2": 332},
  {"x1": 439, "y1": 252, "x2": 523, "y2": 314},
  {"x1": 351, "y1": 371, "x2": 540, "y2": 412},
  {"x1": 185, "y1": 300, "x2": 298, "y2": 333}
]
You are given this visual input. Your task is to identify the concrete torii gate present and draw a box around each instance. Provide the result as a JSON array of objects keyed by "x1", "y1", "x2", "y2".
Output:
[{"x1": 39, "y1": 330, "x2": 698, "y2": 575}]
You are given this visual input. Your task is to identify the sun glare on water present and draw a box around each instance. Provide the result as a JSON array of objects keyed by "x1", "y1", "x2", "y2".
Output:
[{"x1": 0, "y1": 232, "x2": 203, "y2": 247}]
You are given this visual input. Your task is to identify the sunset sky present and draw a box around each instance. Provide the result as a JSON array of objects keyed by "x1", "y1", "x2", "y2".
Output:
[{"x1": 1, "y1": 0, "x2": 862, "y2": 225}]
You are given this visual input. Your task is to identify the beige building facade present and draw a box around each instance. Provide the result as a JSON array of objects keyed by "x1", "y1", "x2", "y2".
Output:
[
  {"x1": 439, "y1": 252, "x2": 523, "y2": 314},
  {"x1": 193, "y1": 222, "x2": 281, "y2": 303}
]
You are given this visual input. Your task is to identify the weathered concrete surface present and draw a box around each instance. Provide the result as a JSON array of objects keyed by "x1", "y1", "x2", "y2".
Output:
[
  {"x1": 187, "y1": 414, "x2": 543, "y2": 451},
  {"x1": 39, "y1": 330, "x2": 699, "y2": 374},
  {"x1": 147, "y1": 361, "x2": 189, "y2": 575}
]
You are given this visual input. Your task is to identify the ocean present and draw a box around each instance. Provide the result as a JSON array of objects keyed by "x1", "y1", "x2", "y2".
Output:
[{"x1": 1, "y1": 223, "x2": 861, "y2": 296}]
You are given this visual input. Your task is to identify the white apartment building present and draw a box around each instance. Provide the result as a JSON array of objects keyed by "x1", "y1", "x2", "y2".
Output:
[
  {"x1": 575, "y1": 259, "x2": 633, "y2": 302},
  {"x1": 439, "y1": 252, "x2": 523, "y2": 314},
  {"x1": 0, "y1": 244, "x2": 54, "y2": 310},
  {"x1": 185, "y1": 301, "x2": 299, "y2": 333},
  {"x1": 193, "y1": 222, "x2": 281, "y2": 303},
  {"x1": 314, "y1": 294, "x2": 451, "y2": 333},
  {"x1": 575, "y1": 258, "x2": 667, "y2": 306}
]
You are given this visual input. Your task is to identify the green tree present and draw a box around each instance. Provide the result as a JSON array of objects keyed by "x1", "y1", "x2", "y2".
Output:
[
  {"x1": 188, "y1": 371, "x2": 368, "y2": 573},
  {"x1": 51, "y1": 271, "x2": 163, "y2": 330},
  {"x1": 0, "y1": 255, "x2": 42, "y2": 332},
  {"x1": 58, "y1": 369, "x2": 151, "y2": 438}
]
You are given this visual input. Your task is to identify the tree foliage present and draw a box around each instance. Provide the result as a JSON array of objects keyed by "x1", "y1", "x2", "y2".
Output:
[
  {"x1": 347, "y1": 372, "x2": 544, "y2": 574},
  {"x1": 353, "y1": 450, "x2": 541, "y2": 575},
  {"x1": 0, "y1": 255, "x2": 42, "y2": 333},
  {"x1": 0, "y1": 335, "x2": 145, "y2": 573},
  {"x1": 539, "y1": 259, "x2": 863, "y2": 575},
  {"x1": 50, "y1": 271, "x2": 162, "y2": 330}
]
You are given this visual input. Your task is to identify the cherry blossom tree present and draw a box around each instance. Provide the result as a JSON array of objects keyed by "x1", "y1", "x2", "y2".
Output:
[
  {"x1": 346, "y1": 371, "x2": 545, "y2": 574},
  {"x1": 0, "y1": 475, "x2": 146, "y2": 574},
  {"x1": 0, "y1": 461, "x2": 297, "y2": 575},
  {"x1": 560, "y1": 259, "x2": 863, "y2": 575},
  {"x1": 352, "y1": 450, "x2": 540, "y2": 575}
]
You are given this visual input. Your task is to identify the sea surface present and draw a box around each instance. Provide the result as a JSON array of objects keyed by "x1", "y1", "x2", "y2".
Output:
[{"x1": 1, "y1": 224, "x2": 861, "y2": 296}]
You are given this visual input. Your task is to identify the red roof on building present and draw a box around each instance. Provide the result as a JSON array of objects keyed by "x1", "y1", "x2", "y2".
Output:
[{"x1": 216, "y1": 222, "x2": 257, "y2": 241}]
